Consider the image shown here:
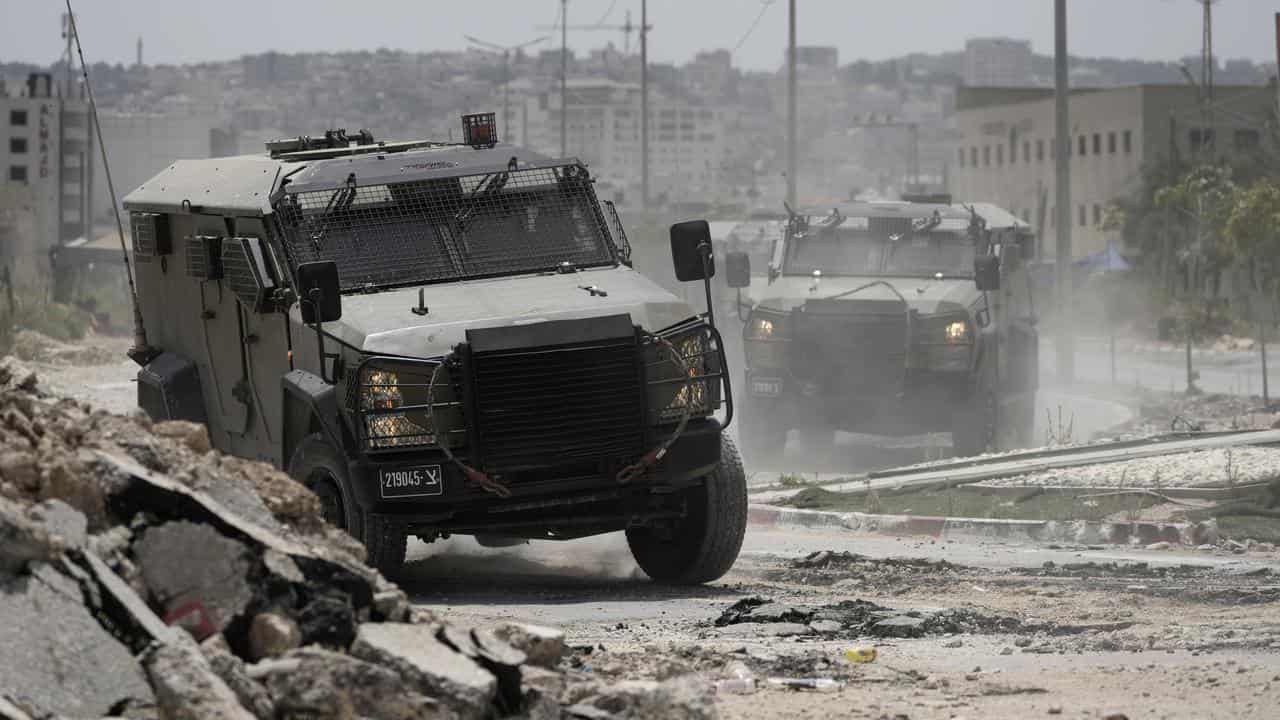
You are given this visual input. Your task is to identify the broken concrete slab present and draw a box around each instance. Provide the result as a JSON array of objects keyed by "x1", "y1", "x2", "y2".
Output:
[
  {"x1": 351, "y1": 623, "x2": 498, "y2": 720},
  {"x1": 145, "y1": 630, "x2": 257, "y2": 720},
  {"x1": 134, "y1": 520, "x2": 255, "y2": 638},
  {"x1": 493, "y1": 622, "x2": 566, "y2": 669},
  {"x1": 714, "y1": 621, "x2": 814, "y2": 638},
  {"x1": 0, "y1": 563, "x2": 154, "y2": 717},
  {"x1": 257, "y1": 647, "x2": 457, "y2": 720}
]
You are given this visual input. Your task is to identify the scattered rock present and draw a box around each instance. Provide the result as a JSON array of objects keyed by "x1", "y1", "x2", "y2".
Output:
[
  {"x1": 201, "y1": 636, "x2": 276, "y2": 720},
  {"x1": 0, "y1": 495, "x2": 61, "y2": 573},
  {"x1": 570, "y1": 677, "x2": 716, "y2": 720},
  {"x1": 809, "y1": 620, "x2": 843, "y2": 634},
  {"x1": 27, "y1": 498, "x2": 86, "y2": 548},
  {"x1": 248, "y1": 612, "x2": 303, "y2": 660},
  {"x1": 153, "y1": 420, "x2": 213, "y2": 454},
  {"x1": 145, "y1": 632, "x2": 256, "y2": 720},
  {"x1": 1145, "y1": 541, "x2": 1172, "y2": 551},
  {"x1": 944, "y1": 639, "x2": 964, "y2": 648}
]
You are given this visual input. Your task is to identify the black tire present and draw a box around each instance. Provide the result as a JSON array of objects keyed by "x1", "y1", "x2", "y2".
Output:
[
  {"x1": 287, "y1": 433, "x2": 405, "y2": 577},
  {"x1": 738, "y1": 396, "x2": 787, "y2": 468},
  {"x1": 626, "y1": 435, "x2": 748, "y2": 585},
  {"x1": 951, "y1": 386, "x2": 996, "y2": 457}
]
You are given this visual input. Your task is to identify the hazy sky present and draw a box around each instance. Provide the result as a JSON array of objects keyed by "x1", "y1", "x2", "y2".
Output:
[{"x1": 2, "y1": 1, "x2": 1277, "y2": 72}]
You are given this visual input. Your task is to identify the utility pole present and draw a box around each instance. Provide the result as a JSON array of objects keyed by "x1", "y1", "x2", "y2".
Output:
[
  {"x1": 641, "y1": 0, "x2": 649, "y2": 212},
  {"x1": 786, "y1": 0, "x2": 797, "y2": 207},
  {"x1": 1054, "y1": 0, "x2": 1074, "y2": 383},
  {"x1": 464, "y1": 34, "x2": 548, "y2": 142}
]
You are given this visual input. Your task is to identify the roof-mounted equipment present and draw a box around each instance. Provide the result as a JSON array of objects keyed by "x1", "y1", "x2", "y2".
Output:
[
  {"x1": 266, "y1": 128, "x2": 377, "y2": 158},
  {"x1": 462, "y1": 112, "x2": 498, "y2": 149}
]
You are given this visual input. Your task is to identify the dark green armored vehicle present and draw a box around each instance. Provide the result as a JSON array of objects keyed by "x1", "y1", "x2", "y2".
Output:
[
  {"x1": 727, "y1": 199, "x2": 1039, "y2": 461},
  {"x1": 123, "y1": 118, "x2": 744, "y2": 581}
]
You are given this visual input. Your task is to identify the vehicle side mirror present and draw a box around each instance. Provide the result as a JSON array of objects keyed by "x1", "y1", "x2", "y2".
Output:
[
  {"x1": 296, "y1": 261, "x2": 342, "y2": 323},
  {"x1": 974, "y1": 255, "x2": 1001, "y2": 291},
  {"x1": 725, "y1": 251, "x2": 751, "y2": 289},
  {"x1": 670, "y1": 220, "x2": 714, "y2": 282}
]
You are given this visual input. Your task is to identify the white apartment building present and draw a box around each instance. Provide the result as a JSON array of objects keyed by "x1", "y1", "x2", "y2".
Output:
[{"x1": 964, "y1": 38, "x2": 1034, "y2": 88}]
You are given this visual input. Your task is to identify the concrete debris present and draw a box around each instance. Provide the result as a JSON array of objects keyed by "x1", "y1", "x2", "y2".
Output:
[
  {"x1": 0, "y1": 359, "x2": 725, "y2": 720},
  {"x1": 145, "y1": 631, "x2": 257, "y2": 720},
  {"x1": 257, "y1": 646, "x2": 458, "y2": 720},
  {"x1": 715, "y1": 596, "x2": 1021, "y2": 639},
  {"x1": 493, "y1": 621, "x2": 567, "y2": 669},
  {"x1": 249, "y1": 611, "x2": 303, "y2": 660},
  {"x1": 135, "y1": 520, "x2": 255, "y2": 639},
  {"x1": 351, "y1": 622, "x2": 498, "y2": 720},
  {"x1": 0, "y1": 562, "x2": 154, "y2": 717}
]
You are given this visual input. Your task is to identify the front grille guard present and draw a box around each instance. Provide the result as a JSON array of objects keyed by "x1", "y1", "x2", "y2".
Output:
[
  {"x1": 651, "y1": 319, "x2": 734, "y2": 431},
  {"x1": 346, "y1": 355, "x2": 468, "y2": 452}
]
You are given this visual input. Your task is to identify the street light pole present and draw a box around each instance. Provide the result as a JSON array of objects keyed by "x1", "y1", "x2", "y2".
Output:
[
  {"x1": 464, "y1": 34, "x2": 548, "y2": 142},
  {"x1": 1053, "y1": 0, "x2": 1074, "y2": 384},
  {"x1": 786, "y1": 0, "x2": 797, "y2": 207}
]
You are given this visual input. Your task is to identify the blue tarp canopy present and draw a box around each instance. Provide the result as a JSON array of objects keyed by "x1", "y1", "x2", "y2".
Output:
[{"x1": 1075, "y1": 245, "x2": 1131, "y2": 273}]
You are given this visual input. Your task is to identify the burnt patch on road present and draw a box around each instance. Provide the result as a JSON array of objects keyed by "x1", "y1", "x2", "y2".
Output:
[{"x1": 713, "y1": 596, "x2": 1023, "y2": 639}]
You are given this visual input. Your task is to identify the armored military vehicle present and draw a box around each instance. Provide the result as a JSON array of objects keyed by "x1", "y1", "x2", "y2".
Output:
[
  {"x1": 122, "y1": 117, "x2": 744, "y2": 582},
  {"x1": 726, "y1": 199, "x2": 1038, "y2": 461}
]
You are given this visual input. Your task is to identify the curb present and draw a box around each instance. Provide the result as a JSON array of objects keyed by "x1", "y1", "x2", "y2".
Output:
[{"x1": 747, "y1": 503, "x2": 1220, "y2": 547}]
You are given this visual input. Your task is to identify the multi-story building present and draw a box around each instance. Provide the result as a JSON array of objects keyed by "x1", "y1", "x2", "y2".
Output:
[
  {"x1": 964, "y1": 38, "x2": 1033, "y2": 88},
  {"x1": 948, "y1": 84, "x2": 1275, "y2": 258},
  {"x1": 523, "y1": 79, "x2": 729, "y2": 205},
  {"x1": 92, "y1": 111, "x2": 217, "y2": 221},
  {"x1": 0, "y1": 73, "x2": 92, "y2": 280}
]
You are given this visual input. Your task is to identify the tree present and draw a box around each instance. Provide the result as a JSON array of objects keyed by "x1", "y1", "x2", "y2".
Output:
[
  {"x1": 1224, "y1": 177, "x2": 1280, "y2": 306},
  {"x1": 1153, "y1": 164, "x2": 1239, "y2": 293}
]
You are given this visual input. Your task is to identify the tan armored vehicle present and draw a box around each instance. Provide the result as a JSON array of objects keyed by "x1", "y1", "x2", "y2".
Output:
[
  {"x1": 726, "y1": 198, "x2": 1039, "y2": 461},
  {"x1": 123, "y1": 118, "x2": 745, "y2": 581}
]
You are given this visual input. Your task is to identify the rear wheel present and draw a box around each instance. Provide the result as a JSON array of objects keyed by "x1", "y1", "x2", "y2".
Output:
[
  {"x1": 287, "y1": 433, "x2": 405, "y2": 578},
  {"x1": 626, "y1": 435, "x2": 748, "y2": 585}
]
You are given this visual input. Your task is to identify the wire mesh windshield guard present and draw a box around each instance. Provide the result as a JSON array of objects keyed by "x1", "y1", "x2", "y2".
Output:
[{"x1": 275, "y1": 164, "x2": 618, "y2": 291}]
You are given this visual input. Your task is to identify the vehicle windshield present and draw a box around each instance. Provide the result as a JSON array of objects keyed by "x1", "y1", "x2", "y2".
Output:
[
  {"x1": 784, "y1": 224, "x2": 973, "y2": 277},
  {"x1": 275, "y1": 165, "x2": 615, "y2": 291}
]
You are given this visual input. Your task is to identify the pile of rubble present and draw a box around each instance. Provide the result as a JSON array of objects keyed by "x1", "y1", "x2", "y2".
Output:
[
  {"x1": 712, "y1": 596, "x2": 1023, "y2": 640},
  {"x1": 0, "y1": 358, "x2": 715, "y2": 720}
]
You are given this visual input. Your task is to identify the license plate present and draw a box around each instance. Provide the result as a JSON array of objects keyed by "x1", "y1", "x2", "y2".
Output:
[
  {"x1": 378, "y1": 465, "x2": 443, "y2": 499},
  {"x1": 751, "y1": 378, "x2": 782, "y2": 397}
]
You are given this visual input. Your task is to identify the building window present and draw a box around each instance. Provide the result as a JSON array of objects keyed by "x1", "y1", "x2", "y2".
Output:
[
  {"x1": 1093, "y1": 204, "x2": 1102, "y2": 226},
  {"x1": 1190, "y1": 128, "x2": 1215, "y2": 154},
  {"x1": 9, "y1": 137, "x2": 27, "y2": 154},
  {"x1": 9, "y1": 110, "x2": 27, "y2": 127},
  {"x1": 1078, "y1": 135, "x2": 1087, "y2": 156},
  {"x1": 1092, "y1": 133, "x2": 1101, "y2": 155},
  {"x1": 1078, "y1": 204, "x2": 1087, "y2": 227},
  {"x1": 1036, "y1": 139, "x2": 1044, "y2": 161},
  {"x1": 1008, "y1": 140, "x2": 1015, "y2": 165},
  {"x1": 1234, "y1": 129, "x2": 1260, "y2": 151},
  {"x1": 1123, "y1": 130, "x2": 1132, "y2": 153},
  {"x1": 1108, "y1": 132, "x2": 1117, "y2": 154},
  {"x1": 958, "y1": 147, "x2": 965, "y2": 167},
  {"x1": 8, "y1": 166, "x2": 27, "y2": 183},
  {"x1": 1023, "y1": 141, "x2": 1031, "y2": 163},
  {"x1": 970, "y1": 147, "x2": 978, "y2": 166},
  {"x1": 996, "y1": 145, "x2": 1003, "y2": 166},
  {"x1": 983, "y1": 146, "x2": 990, "y2": 166}
]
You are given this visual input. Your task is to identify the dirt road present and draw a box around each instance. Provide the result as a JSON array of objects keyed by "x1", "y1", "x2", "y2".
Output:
[{"x1": 404, "y1": 528, "x2": 1280, "y2": 719}]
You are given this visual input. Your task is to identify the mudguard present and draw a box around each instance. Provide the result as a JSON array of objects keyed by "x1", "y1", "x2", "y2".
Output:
[{"x1": 281, "y1": 369, "x2": 345, "y2": 466}]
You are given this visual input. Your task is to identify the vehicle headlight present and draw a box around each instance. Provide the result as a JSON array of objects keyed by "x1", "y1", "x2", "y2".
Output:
[
  {"x1": 356, "y1": 364, "x2": 444, "y2": 449},
  {"x1": 746, "y1": 311, "x2": 787, "y2": 340},
  {"x1": 646, "y1": 326, "x2": 721, "y2": 424},
  {"x1": 944, "y1": 320, "x2": 969, "y2": 344}
]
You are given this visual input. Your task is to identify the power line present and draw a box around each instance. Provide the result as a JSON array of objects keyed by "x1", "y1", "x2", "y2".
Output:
[
  {"x1": 733, "y1": 0, "x2": 776, "y2": 55},
  {"x1": 592, "y1": 0, "x2": 619, "y2": 27}
]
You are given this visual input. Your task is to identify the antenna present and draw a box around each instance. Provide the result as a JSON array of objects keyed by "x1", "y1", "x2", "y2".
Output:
[{"x1": 64, "y1": 0, "x2": 154, "y2": 365}]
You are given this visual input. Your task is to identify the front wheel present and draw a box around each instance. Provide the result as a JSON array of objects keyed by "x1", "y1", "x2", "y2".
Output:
[
  {"x1": 626, "y1": 435, "x2": 748, "y2": 585},
  {"x1": 287, "y1": 433, "x2": 406, "y2": 578}
]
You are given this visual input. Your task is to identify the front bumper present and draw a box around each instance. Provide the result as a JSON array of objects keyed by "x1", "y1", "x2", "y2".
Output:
[
  {"x1": 745, "y1": 368, "x2": 969, "y2": 434},
  {"x1": 347, "y1": 418, "x2": 723, "y2": 520}
]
